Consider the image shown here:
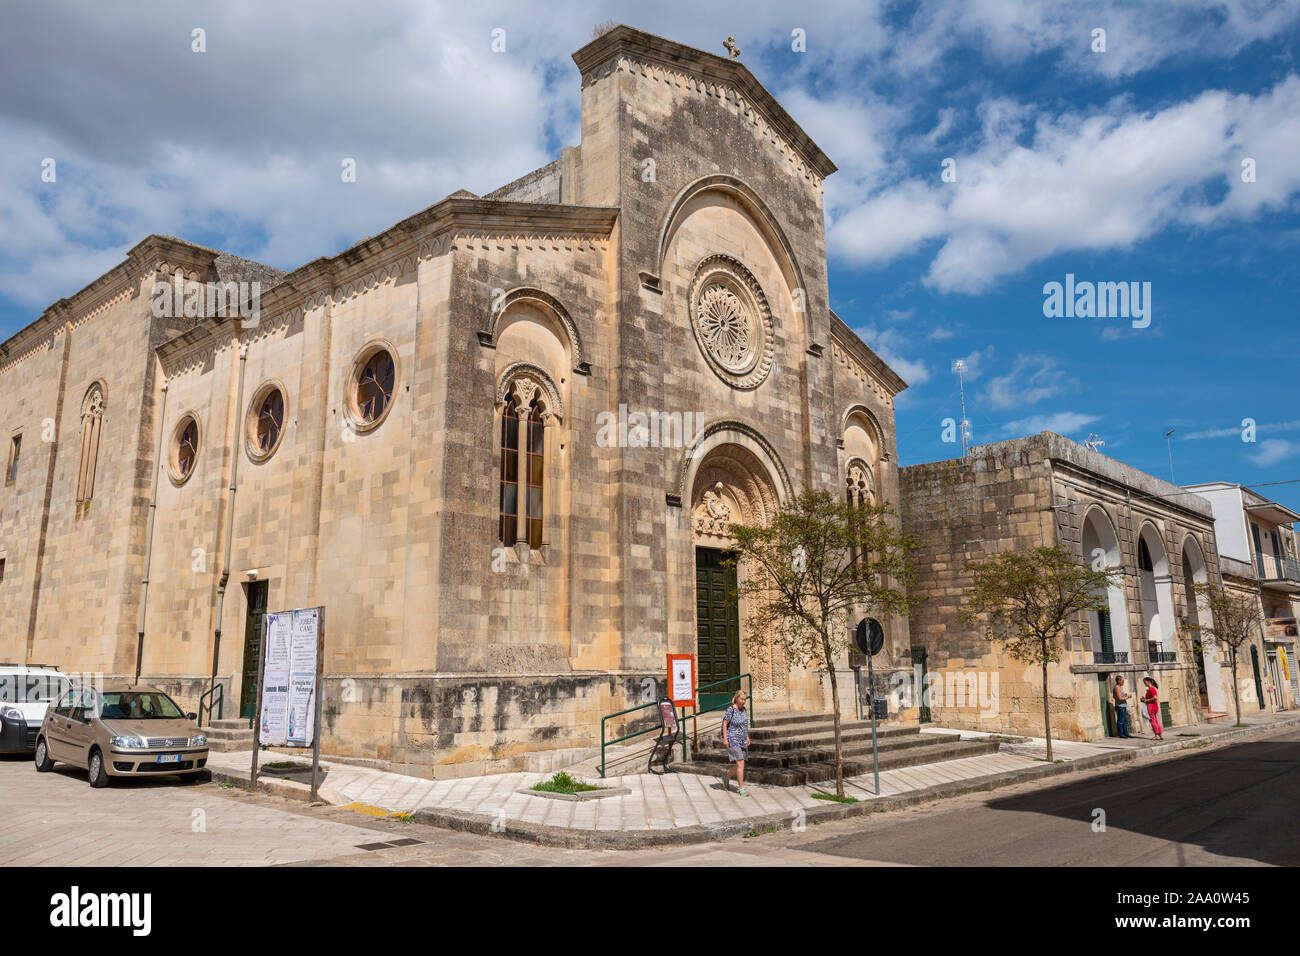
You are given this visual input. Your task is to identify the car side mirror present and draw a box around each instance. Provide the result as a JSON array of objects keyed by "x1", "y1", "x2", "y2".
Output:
[{"x1": 187, "y1": 712, "x2": 197, "y2": 721}]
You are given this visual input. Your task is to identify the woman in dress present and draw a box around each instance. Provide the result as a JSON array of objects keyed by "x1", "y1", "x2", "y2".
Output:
[
  {"x1": 1141, "y1": 677, "x2": 1163, "y2": 740},
  {"x1": 721, "y1": 690, "x2": 751, "y2": 795}
]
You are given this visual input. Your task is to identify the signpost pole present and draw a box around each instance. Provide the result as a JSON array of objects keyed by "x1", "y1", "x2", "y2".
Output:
[
  {"x1": 310, "y1": 607, "x2": 325, "y2": 804},
  {"x1": 248, "y1": 611, "x2": 268, "y2": 792},
  {"x1": 867, "y1": 644, "x2": 880, "y2": 795}
]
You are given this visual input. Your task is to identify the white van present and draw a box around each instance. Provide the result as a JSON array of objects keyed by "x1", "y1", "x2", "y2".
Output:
[{"x1": 0, "y1": 665, "x2": 73, "y2": 754}]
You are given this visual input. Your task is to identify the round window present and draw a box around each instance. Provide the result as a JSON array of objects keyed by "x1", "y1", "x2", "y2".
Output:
[
  {"x1": 246, "y1": 384, "x2": 287, "y2": 461},
  {"x1": 348, "y1": 345, "x2": 397, "y2": 431},
  {"x1": 170, "y1": 415, "x2": 200, "y2": 484},
  {"x1": 688, "y1": 255, "x2": 774, "y2": 390}
]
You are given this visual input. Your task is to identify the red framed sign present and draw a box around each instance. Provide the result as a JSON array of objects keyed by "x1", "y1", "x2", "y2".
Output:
[{"x1": 667, "y1": 653, "x2": 696, "y2": 707}]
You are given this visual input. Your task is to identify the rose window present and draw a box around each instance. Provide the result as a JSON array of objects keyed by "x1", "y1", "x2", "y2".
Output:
[
  {"x1": 687, "y1": 255, "x2": 775, "y2": 390},
  {"x1": 696, "y1": 284, "x2": 754, "y2": 371}
]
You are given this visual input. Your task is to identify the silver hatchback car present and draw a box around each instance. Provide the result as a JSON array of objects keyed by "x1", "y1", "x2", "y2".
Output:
[{"x1": 35, "y1": 683, "x2": 209, "y2": 787}]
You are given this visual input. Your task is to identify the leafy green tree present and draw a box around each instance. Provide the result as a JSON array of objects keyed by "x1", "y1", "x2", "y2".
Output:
[
  {"x1": 1190, "y1": 581, "x2": 1264, "y2": 726},
  {"x1": 728, "y1": 489, "x2": 920, "y2": 797},
  {"x1": 958, "y1": 545, "x2": 1121, "y2": 761}
]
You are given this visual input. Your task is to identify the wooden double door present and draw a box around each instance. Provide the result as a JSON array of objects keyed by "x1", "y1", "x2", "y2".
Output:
[{"x1": 696, "y1": 547, "x2": 740, "y2": 710}]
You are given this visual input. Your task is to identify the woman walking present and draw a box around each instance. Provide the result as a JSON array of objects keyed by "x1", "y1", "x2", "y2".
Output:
[
  {"x1": 721, "y1": 690, "x2": 751, "y2": 795},
  {"x1": 1141, "y1": 677, "x2": 1164, "y2": 740}
]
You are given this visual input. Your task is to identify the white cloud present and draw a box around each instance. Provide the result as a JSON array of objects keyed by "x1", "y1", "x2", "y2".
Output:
[
  {"x1": 953, "y1": 345, "x2": 995, "y2": 381},
  {"x1": 829, "y1": 76, "x2": 1300, "y2": 294},
  {"x1": 1248, "y1": 439, "x2": 1300, "y2": 467},
  {"x1": 1002, "y1": 411, "x2": 1100, "y2": 438},
  {"x1": 983, "y1": 354, "x2": 1079, "y2": 409}
]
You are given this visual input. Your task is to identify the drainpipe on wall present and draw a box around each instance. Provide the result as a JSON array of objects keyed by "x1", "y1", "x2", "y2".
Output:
[
  {"x1": 135, "y1": 381, "x2": 169, "y2": 684},
  {"x1": 208, "y1": 343, "x2": 249, "y2": 711}
]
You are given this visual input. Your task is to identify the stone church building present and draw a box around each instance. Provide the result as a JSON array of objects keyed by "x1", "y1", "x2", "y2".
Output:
[{"x1": 0, "y1": 26, "x2": 909, "y2": 776}]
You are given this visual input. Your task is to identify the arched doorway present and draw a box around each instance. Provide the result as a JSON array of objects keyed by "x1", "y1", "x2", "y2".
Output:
[
  {"x1": 689, "y1": 442, "x2": 782, "y2": 708},
  {"x1": 1137, "y1": 524, "x2": 1177, "y2": 656},
  {"x1": 1182, "y1": 536, "x2": 1226, "y2": 714},
  {"x1": 1081, "y1": 506, "x2": 1131, "y2": 658}
]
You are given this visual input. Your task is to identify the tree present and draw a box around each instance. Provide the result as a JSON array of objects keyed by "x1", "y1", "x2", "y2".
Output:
[
  {"x1": 958, "y1": 545, "x2": 1121, "y2": 761},
  {"x1": 1190, "y1": 581, "x2": 1263, "y2": 726},
  {"x1": 728, "y1": 488, "x2": 920, "y2": 797}
]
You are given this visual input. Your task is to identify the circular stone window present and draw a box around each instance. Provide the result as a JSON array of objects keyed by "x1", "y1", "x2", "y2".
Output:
[
  {"x1": 245, "y1": 383, "x2": 287, "y2": 462},
  {"x1": 688, "y1": 255, "x2": 774, "y2": 390},
  {"x1": 346, "y1": 344, "x2": 397, "y2": 432},
  {"x1": 169, "y1": 414, "x2": 200, "y2": 484}
]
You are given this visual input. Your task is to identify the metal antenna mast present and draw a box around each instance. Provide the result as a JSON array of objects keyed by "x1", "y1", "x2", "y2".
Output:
[{"x1": 952, "y1": 359, "x2": 971, "y2": 457}]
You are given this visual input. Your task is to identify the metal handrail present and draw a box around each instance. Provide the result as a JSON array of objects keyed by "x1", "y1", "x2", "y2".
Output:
[
  {"x1": 598, "y1": 672, "x2": 752, "y2": 777},
  {"x1": 197, "y1": 682, "x2": 224, "y2": 727}
]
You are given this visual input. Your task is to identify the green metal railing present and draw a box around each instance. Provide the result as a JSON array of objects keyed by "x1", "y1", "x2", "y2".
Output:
[
  {"x1": 599, "y1": 673, "x2": 753, "y2": 777},
  {"x1": 197, "y1": 682, "x2": 224, "y2": 727}
]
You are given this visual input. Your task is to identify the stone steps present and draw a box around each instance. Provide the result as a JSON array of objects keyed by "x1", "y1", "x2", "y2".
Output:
[
  {"x1": 678, "y1": 737, "x2": 1001, "y2": 786},
  {"x1": 693, "y1": 728, "x2": 967, "y2": 767},
  {"x1": 201, "y1": 718, "x2": 254, "y2": 752},
  {"x1": 676, "y1": 711, "x2": 1001, "y2": 787}
]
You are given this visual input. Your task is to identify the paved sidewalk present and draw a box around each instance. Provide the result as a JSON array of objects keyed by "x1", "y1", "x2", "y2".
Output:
[{"x1": 206, "y1": 710, "x2": 1300, "y2": 848}]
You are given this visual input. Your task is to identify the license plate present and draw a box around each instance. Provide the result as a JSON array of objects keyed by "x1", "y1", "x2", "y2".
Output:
[{"x1": 156, "y1": 754, "x2": 180, "y2": 764}]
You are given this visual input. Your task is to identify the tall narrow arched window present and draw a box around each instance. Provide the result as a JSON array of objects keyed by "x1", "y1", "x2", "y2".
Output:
[
  {"x1": 524, "y1": 399, "x2": 544, "y2": 548},
  {"x1": 499, "y1": 394, "x2": 521, "y2": 545},
  {"x1": 497, "y1": 377, "x2": 552, "y2": 548},
  {"x1": 845, "y1": 460, "x2": 873, "y2": 510},
  {"x1": 76, "y1": 384, "x2": 105, "y2": 505}
]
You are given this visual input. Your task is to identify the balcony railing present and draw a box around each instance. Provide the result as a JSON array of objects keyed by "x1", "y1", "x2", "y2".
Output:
[
  {"x1": 1146, "y1": 641, "x2": 1176, "y2": 664},
  {"x1": 1257, "y1": 554, "x2": 1300, "y2": 586},
  {"x1": 1094, "y1": 651, "x2": 1129, "y2": 664}
]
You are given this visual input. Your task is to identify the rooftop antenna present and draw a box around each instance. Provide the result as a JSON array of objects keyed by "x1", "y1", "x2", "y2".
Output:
[
  {"x1": 1084, "y1": 433, "x2": 1105, "y2": 451},
  {"x1": 952, "y1": 359, "x2": 971, "y2": 457}
]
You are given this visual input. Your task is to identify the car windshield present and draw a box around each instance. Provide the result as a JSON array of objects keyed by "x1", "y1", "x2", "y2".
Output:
[
  {"x1": 100, "y1": 692, "x2": 185, "y2": 720},
  {"x1": 0, "y1": 674, "x2": 72, "y2": 703}
]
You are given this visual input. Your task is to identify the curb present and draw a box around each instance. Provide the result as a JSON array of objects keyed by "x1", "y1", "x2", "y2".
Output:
[
  {"x1": 411, "y1": 717, "x2": 1300, "y2": 849},
  {"x1": 207, "y1": 766, "x2": 317, "y2": 803},
  {"x1": 213, "y1": 715, "x2": 1300, "y2": 850}
]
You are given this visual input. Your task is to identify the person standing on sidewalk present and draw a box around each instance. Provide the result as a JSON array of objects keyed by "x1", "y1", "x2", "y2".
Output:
[
  {"x1": 1112, "y1": 676, "x2": 1134, "y2": 738},
  {"x1": 721, "y1": 690, "x2": 751, "y2": 795},
  {"x1": 1141, "y1": 677, "x2": 1164, "y2": 740}
]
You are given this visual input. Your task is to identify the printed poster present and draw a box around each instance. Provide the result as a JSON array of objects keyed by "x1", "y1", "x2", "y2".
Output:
[{"x1": 259, "y1": 671, "x2": 289, "y2": 746}]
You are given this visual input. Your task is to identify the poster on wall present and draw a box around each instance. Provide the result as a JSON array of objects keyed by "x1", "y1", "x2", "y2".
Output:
[{"x1": 667, "y1": 653, "x2": 696, "y2": 707}]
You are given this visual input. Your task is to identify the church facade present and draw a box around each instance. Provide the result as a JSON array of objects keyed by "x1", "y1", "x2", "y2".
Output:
[{"x1": 0, "y1": 27, "x2": 909, "y2": 776}]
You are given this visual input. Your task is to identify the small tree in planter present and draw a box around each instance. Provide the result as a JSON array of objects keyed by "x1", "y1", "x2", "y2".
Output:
[
  {"x1": 728, "y1": 489, "x2": 920, "y2": 798},
  {"x1": 1190, "y1": 581, "x2": 1264, "y2": 725},
  {"x1": 958, "y1": 545, "x2": 1121, "y2": 761}
]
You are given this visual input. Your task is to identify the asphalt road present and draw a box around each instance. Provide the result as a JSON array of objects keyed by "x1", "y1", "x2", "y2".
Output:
[
  {"x1": 3, "y1": 726, "x2": 1296, "y2": 866},
  {"x1": 797, "y1": 727, "x2": 1300, "y2": 866}
]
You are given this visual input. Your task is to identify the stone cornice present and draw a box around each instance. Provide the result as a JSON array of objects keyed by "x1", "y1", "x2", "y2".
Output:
[
  {"x1": 155, "y1": 197, "x2": 619, "y2": 379},
  {"x1": 573, "y1": 25, "x2": 837, "y2": 183},
  {"x1": 829, "y1": 311, "x2": 908, "y2": 398},
  {"x1": 0, "y1": 234, "x2": 228, "y2": 377}
]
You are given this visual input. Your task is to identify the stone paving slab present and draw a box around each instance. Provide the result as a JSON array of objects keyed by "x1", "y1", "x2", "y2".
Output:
[{"x1": 205, "y1": 711, "x2": 1300, "y2": 848}]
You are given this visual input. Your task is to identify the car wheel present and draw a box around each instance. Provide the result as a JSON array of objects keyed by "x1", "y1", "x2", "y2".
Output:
[
  {"x1": 87, "y1": 748, "x2": 110, "y2": 788},
  {"x1": 34, "y1": 738, "x2": 54, "y2": 772}
]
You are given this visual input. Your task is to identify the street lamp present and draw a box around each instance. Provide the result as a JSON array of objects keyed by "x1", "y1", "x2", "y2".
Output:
[{"x1": 1164, "y1": 428, "x2": 1176, "y2": 484}]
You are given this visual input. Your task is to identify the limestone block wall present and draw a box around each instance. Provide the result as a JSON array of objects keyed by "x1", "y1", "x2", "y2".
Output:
[
  {"x1": 575, "y1": 53, "x2": 844, "y2": 707},
  {"x1": 902, "y1": 434, "x2": 1219, "y2": 740}
]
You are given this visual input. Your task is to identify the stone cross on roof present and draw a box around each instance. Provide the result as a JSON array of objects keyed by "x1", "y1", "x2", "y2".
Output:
[{"x1": 723, "y1": 35, "x2": 741, "y2": 59}]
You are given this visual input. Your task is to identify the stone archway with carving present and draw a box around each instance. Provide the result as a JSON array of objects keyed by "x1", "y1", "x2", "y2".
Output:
[
  {"x1": 689, "y1": 441, "x2": 787, "y2": 701},
  {"x1": 494, "y1": 362, "x2": 564, "y2": 423}
]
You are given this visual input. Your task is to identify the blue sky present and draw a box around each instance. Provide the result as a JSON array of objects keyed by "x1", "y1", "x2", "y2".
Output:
[{"x1": 2, "y1": 0, "x2": 1298, "y2": 509}]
